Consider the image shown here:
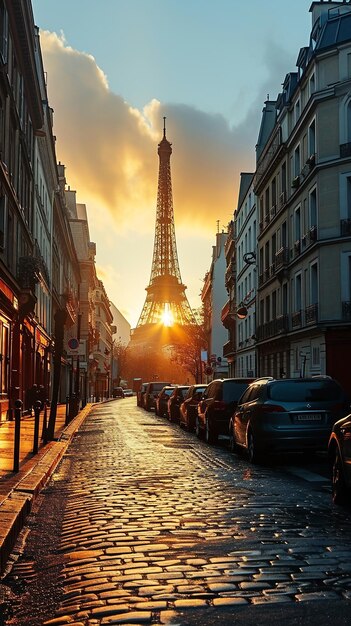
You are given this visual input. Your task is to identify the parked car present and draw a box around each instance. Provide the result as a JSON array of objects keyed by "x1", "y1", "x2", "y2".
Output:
[
  {"x1": 123, "y1": 388, "x2": 133, "y2": 397},
  {"x1": 197, "y1": 378, "x2": 255, "y2": 444},
  {"x1": 137, "y1": 382, "x2": 148, "y2": 407},
  {"x1": 143, "y1": 381, "x2": 171, "y2": 411},
  {"x1": 155, "y1": 386, "x2": 176, "y2": 417},
  {"x1": 112, "y1": 386, "x2": 125, "y2": 398},
  {"x1": 328, "y1": 413, "x2": 351, "y2": 505},
  {"x1": 179, "y1": 384, "x2": 207, "y2": 431},
  {"x1": 231, "y1": 376, "x2": 350, "y2": 464},
  {"x1": 167, "y1": 386, "x2": 190, "y2": 423}
]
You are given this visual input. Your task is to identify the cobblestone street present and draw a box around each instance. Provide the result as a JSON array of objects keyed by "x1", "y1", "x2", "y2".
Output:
[{"x1": 3, "y1": 398, "x2": 351, "y2": 625}]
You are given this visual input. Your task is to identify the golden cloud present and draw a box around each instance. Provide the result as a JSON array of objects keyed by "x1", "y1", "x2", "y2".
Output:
[{"x1": 40, "y1": 30, "x2": 256, "y2": 232}]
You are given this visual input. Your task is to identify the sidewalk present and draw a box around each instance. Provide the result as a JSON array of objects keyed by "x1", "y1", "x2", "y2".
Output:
[{"x1": 0, "y1": 402, "x2": 93, "y2": 576}]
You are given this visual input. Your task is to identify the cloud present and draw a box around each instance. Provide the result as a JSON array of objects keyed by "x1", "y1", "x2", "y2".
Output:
[{"x1": 40, "y1": 30, "x2": 260, "y2": 233}]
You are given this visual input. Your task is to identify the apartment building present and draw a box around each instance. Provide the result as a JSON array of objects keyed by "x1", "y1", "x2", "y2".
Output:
[
  {"x1": 202, "y1": 231, "x2": 229, "y2": 380},
  {"x1": 255, "y1": 0, "x2": 351, "y2": 394},
  {"x1": 234, "y1": 175, "x2": 257, "y2": 378}
]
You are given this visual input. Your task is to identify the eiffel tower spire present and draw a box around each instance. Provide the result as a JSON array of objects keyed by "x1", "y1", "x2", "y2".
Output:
[{"x1": 135, "y1": 119, "x2": 195, "y2": 333}]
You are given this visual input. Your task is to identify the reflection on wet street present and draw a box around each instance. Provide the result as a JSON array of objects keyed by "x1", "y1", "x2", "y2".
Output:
[{"x1": 3, "y1": 398, "x2": 351, "y2": 625}]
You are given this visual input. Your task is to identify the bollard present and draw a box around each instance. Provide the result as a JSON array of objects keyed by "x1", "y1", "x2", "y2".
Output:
[
  {"x1": 65, "y1": 395, "x2": 70, "y2": 426},
  {"x1": 33, "y1": 400, "x2": 42, "y2": 455},
  {"x1": 41, "y1": 400, "x2": 48, "y2": 443},
  {"x1": 13, "y1": 399, "x2": 23, "y2": 473}
]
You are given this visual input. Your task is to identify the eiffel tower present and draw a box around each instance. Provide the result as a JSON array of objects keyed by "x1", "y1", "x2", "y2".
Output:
[{"x1": 132, "y1": 118, "x2": 195, "y2": 345}]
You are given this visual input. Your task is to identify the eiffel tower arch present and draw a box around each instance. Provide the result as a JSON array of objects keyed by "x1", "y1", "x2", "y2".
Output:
[{"x1": 131, "y1": 119, "x2": 195, "y2": 348}]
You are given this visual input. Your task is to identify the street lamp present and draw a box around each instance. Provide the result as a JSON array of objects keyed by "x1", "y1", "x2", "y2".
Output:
[{"x1": 236, "y1": 302, "x2": 249, "y2": 319}]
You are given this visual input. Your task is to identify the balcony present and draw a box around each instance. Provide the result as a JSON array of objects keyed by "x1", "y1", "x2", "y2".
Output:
[
  {"x1": 294, "y1": 239, "x2": 301, "y2": 257},
  {"x1": 254, "y1": 126, "x2": 285, "y2": 192},
  {"x1": 306, "y1": 153, "x2": 316, "y2": 167},
  {"x1": 291, "y1": 176, "x2": 300, "y2": 189},
  {"x1": 223, "y1": 340, "x2": 236, "y2": 358},
  {"x1": 225, "y1": 259, "x2": 236, "y2": 287},
  {"x1": 256, "y1": 315, "x2": 289, "y2": 342},
  {"x1": 340, "y1": 143, "x2": 351, "y2": 158},
  {"x1": 270, "y1": 204, "x2": 277, "y2": 219},
  {"x1": 309, "y1": 225, "x2": 317, "y2": 242},
  {"x1": 221, "y1": 300, "x2": 236, "y2": 329},
  {"x1": 291, "y1": 310, "x2": 302, "y2": 328},
  {"x1": 279, "y1": 190, "x2": 287, "y2": 208},
  {"x1": 305, "y1": 303, "x2": 318, "y2": 325},
  {"x1": 341, "y1": 219, "x2": 351, "y2": 236},
  {"x1": 342, "y1": 301, "x2": 351, "y2": 321},
  {"x1": 275, "y1": 247, "x2": 289, "y2": 272}
]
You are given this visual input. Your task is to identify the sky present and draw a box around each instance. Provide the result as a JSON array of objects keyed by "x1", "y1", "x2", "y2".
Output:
[{"x1": 31, "y1": 0, "x2": 313, "y2": 328}]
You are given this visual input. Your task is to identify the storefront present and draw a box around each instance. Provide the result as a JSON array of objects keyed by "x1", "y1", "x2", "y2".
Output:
[{"x1": 0, "y1": 277, "x2": 18, "y2": 421}]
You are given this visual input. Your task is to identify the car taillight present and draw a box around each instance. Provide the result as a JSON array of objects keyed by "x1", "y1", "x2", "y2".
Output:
[
  {"x1": 261, "y1": 404, "x2": 285, "y2": 413},
  {"x1": 214, "y1": 400, "x2": 226, "y2": 410}
]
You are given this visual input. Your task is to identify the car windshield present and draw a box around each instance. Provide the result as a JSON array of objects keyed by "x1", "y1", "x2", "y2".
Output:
[
  {"x1": 223, "y1": 381, "x2": 251, "y2": 402},
  {"x1": 152, "y1": 382, "x2": 171, "y2": 392},
  {"x1": 164, "y1": 389, "x2": 174, "y2": 397},
  {"x1": 268, "y1": 380, "x2": 344, "y2": 402},
  {"x1": 179, "y1": 387, "x2": 189, "y2": 398}
]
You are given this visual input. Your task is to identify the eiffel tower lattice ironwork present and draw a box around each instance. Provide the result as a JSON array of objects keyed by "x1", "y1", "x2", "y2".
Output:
[{"x1": 135, "y1": 119, "x2": 195, "y2": 331}]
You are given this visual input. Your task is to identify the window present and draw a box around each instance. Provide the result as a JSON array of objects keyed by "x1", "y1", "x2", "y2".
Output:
[
  {"x1": 309, "y1": 73, "x2": 315, "y2": 97},
  {"x1": 265, "y1": 187, "x2": 270, "y2": 220},
  {"x1": 281, "y1": 162, "x2": 287, "y2": 194},
  {"x1": 310, "y1": 262, "x2": 318, "y2": 305},
  {"x1": 0, "y1": 1, "x2": 8, "y2": 64},
  {"x1": 294, "y1": 206, "x2": 301, "y2": 243},
  {"x1": 0, "y1": 318, "x2": 9, "y2": 395},
  {"x1": 272, "y1": 290, "x2": 277, "y2": 319},
  {"x1": 294, "y1": 99, "x2": 301, "y2": 124},
  {"x1": 294, "y1": 145, "x2": 301, "y2": 177},
  {"x1": 309, "y1": 187, "x2": 317, "y2": 227},
  {"x1": 312, "y1": 346, "x2": 320, "y2": 367},
  {"x1": 295, "y1": 273, "x2": 302, "y2": 311},
  {"x1": 282, "y1": 221, "x2": 287, "y2": 248},
  {"x1": 272, "y1": 177, "x2": 277, "y2": 208},
  {"x1": 265, "y1": 241, "x2": 270, "y2": 271},
  {"x1": 282, "y1": 283, "x2": 288, "y2": 315},
  {"x1": 0, "y1": 194, "x2": 4, "y2": 248},
  {"x1": 340, "y1": 173, "x2": 351, "y2": 220},
  {"x1": 308, "y1": 120, "x2": 316, "y2": 158}
]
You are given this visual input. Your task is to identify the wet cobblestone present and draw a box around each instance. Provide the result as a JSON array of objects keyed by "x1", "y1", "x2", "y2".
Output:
[{"x1": 4, "y1": 399, "x2": 351, "y2": 624}]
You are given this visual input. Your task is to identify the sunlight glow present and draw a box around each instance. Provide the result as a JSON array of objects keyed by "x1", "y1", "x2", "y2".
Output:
[{"x1": 161, "y1": 303, "x2": 174, "y2": 327}]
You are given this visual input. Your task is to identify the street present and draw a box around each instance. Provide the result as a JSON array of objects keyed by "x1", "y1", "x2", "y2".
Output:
[{"x1": 3, "y1": 397, "x2": 351, "y2": 625}]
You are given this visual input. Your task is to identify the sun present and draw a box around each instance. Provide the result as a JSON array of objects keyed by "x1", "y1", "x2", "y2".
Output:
[{"x1": 161, "y1": 303, "x2": 174, "y2": 327}]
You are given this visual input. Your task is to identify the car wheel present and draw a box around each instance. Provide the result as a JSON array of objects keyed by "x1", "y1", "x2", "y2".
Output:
[
  {"x1": 195, "y1": 416, "x2": 203, "y2": 439},
  {"x1": 247, "y1": 429, "x2": 261, "y2": 464},
  {"x1": 332, "y1": 449, "x2": 348, "y2": 505},
  {"x1": 205, "y1": 417, "x2": 217, "y2": 445}
]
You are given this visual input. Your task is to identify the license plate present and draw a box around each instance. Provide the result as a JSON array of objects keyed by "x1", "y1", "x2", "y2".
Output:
[{"x1": 295, "y1": 413, "x2": 322, "y2": 421}]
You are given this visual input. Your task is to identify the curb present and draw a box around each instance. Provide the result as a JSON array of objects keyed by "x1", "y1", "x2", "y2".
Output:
[{"x1": 0, "y1": 404, "x2": 93, "y2": 576}]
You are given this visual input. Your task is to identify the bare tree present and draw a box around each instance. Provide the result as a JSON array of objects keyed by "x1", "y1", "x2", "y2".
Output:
[{"x1": 170, "y1": 310, "x2": 207, "y2": 383}]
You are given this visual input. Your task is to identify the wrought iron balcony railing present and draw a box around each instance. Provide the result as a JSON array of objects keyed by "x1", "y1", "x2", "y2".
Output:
[
  {"x1": 342, "y1": 301, "x2": 351, "y2": 321},
  {"x1": 305, "y1": 303, "x2": 318, "y2": 325}
]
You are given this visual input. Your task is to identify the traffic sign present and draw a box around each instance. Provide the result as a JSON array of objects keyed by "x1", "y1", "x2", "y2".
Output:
[
  {"x1": 68, "y1": 337, "x2": 79, "y2": 350},
  {"x1": 66, "y1": 339, "x2": 87, "y2": 358}
]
